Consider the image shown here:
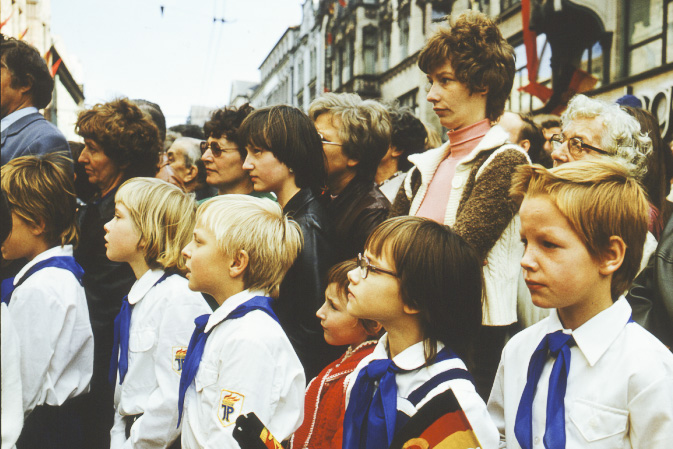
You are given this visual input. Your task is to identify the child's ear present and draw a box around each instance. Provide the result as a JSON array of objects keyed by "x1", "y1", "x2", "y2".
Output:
[
  {"x1": 229, "y1": 249, "x2": 249, "y2": 279},
  {"x1": 29, "y1": 219, "x2": 46, "y2": 236},
  {"x1": 598, "y1": 236, "x2": 626, "y2": 276},
  {"x1": 402, "y1": 303, "x2": 421, "y2": 316},
  {"x1": 390, "y1": 146, "x2": 404, "y2": 159}
]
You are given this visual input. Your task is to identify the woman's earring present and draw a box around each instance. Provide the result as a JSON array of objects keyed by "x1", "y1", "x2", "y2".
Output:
[{"x1": 289, "y1": 168, "x2": 294, "y2": 173}]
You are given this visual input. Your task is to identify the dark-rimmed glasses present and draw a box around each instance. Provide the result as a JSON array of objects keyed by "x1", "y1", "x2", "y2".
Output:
[
  {"x1": 318, "y1": 132, "x2": 342, "y2": 146},
  {"x1": 200, "y1": 141, "x2": 239, "y2": 157},
  {"x1": 550, "y1": 134, "x2": 609, "y2": 158},
  {"x1": 357, "y1": 253, "x2": 398, "y2": 279}
]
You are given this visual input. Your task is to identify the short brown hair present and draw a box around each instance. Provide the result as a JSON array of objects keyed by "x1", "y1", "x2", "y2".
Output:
[
  {"x1": 75, "y1": 98, "x2": 161, "y2": 180},
  {"x1": 365, "y1": 216, "x2": 483, "y2": 361},
  {"x1": 1, "y1": 153, "x2": 78, "y2": 248},
  {"x1": 115, "y1": 178, "x2": 196, "y2": 274},
  {"x1": 325, "y1": 259, "x2": 382, "y2": 338},
  {"x1": 309, "y1": 93, "x2": 391, "y2": 181},
  {"x1": 203, "y1": 103, "x2": 255, "y2": 159},
  {"x1": 510, "y1": 160, "x2": 649, "y2": 299},
  {"x1": 418, "y1": 11, "x2": 515, "y2": 121}
]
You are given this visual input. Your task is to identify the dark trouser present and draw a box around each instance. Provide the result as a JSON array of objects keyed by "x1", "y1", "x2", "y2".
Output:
[
  {"x1": 17, "y1": 395, "x2": 87, "y2": 449},
  {"x1": 471, "y1": 324, "x2": 515, "y2": 402}
]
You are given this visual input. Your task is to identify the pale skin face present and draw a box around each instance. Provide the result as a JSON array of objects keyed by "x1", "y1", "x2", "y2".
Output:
[
  {"x1": 542, "y1": 126, "x2": 561, "y2": 155},
  {"x1": 347, "y1": 250, "x2": 422, "y2": 357},
  {"x1": 103, "y1": 203, "x2": 149, "y2": 279},
  {"x1": 316, "y1": 283, "x2": 370, "y2": 347},
  {"x1": 166, "y1": 143, "x2": 197, "y2": 189},
  {"x1": 313, "y1": 113, "x2": 358, "y2": 195},
  {"x1": 426, "y1": 61, "x2": 488, "y2": 130},
  {"x1": 242, "y1": 146, "x2": 299, "y2": 207},
  {"x1": 78, "y1": 139, "x2": 125, "y2": 197},
  {"x1": 0, "y1": 213, "x2": 49, "y2": 261},
  {"x1": 551, "y1": 117, "x2": 605, "y2": 167},
  {"x1": 201, "y1": 135, "x2": 252, "y2": 195},
  {"x1": 519, "y1": 195, "x2": 625, "y2": 330},
  {"x1": 181, "y1": 221, "x2": 248, "y2": 305}
]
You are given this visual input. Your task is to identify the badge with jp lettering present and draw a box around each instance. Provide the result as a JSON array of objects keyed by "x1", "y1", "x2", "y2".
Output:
[
  {"x1": 172, "y1": 346, "x2": 187, "y2": 374},
  {"x1": 218, "y1": 389, "x2": 245, "y2": 427}
]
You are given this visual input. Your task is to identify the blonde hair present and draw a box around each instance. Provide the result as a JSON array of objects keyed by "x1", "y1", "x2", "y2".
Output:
[
  {"x1": 1, "y1": 153, "x2": 78, "y2": 247},
  {"x1": 510, "y1": 160, "x2": 649, "y2": 299},
  {"x1": 115, "y1": 178, "x2": 196, "y2": 273},
  {"x1": 196, "y1": 194, "x2": 302, "y2": 296}
]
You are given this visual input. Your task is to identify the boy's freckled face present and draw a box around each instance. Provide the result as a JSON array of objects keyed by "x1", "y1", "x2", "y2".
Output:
[
  {"x1": 316, "y1": 283, "x2": 368, "y2": 347},
  {"x1": 346, "y1": 250, "x2": 404, "y2": 324},
  {"x1": 103, "y1": 203, "x2": 142, "y2": 263},
  {"x1": 181, "y1": 222, "x2": 231, "y2": 298},
  {"x1": 519, "y1": 195, "x2": 606, "y2": 320}
]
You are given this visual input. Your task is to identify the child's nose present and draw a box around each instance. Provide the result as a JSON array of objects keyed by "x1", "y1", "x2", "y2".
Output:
[
  {"x1": 520, "y1": 248, "x2": 537, "y2": 271},
  {"x1": 347, "y1": 268, "x2": 359, "y2": 284}
]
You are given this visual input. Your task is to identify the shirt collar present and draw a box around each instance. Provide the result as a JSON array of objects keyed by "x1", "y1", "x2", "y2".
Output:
[
  {"x1": 370, "y1": 333, "x2": 443, "y2": 371},
  {"x1": 1, "y1": 107, "x2": 38, "y2": 133},
  {"x1": 206, "y1": 288, "x2": 267, "y2": 332},
  {"x1": 14, "y1": 245, "x2": 73, "y2": 285},
  {"x1": 545, "y1": 297, "x2": 632, "y2": 366},
  {"x1": 127, "y1": 268, "x2": 165, "y2": 305}
]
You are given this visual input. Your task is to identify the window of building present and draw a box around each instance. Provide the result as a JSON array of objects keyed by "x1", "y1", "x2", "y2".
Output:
[
  {"x1": 398, "y1": 88, "x2": 419, "y2": 115},
  {"x1": 334, "y1": 45, "x2": 342, "y2": 88},
  {"x1": 399, "y1": 6, "x2": 410, "y2": 59},
  {"x1": 381, "y1": 25, "x2": 391, "y2": 72},
  {"x1": 626, "y1": 0, "x2": 672, "y2": 76},
  {"x1": 364, "y1": 27, "x2": 377, "y2": 74},
  {"x1": 310, "y1": 47, "x2": 317, "y2": 81},
  {"x1": 431, "y1": 1, "x2": 451, "y2": 22},
  {"x1": 343, "y1": 37, "x2": 354, "y2": 83},
  {"x1": 501, "y1": 0, "x2": 521, "y2": 12},
  {"x1": 508, "y1": 35, "x2": 552, "y2": 113},
  {"x1": 298, "y1": 57, "x2": 304, "y2": 88},
  {"x1": 297, "y1": 90, "x2": 304, "y2": 110}
]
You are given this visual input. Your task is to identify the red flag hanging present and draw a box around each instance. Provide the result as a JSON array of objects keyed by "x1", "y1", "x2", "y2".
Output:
[
  {"x1": 0, "y1": 11, "x2": 14, "y2": 30},
  {"x1": 50, "y1": 58, "x2": 62, "y2": 77},
  {"x1": 18, "y1": 27, "x2": 28, "y2": 40},
  {"x1": 338, "y1": 0, "x2": 347, "y2": 7},
  {"x1": 518, "y1": 0, "x2": 552, "y2": 101}
]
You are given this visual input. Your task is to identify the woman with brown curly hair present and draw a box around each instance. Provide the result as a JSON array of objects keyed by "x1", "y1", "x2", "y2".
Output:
[
  {"x1": 73, "y1": 97, "x2": 161, "y2": 448},
  {"x1": 390, "y1": 11, "x2": 529, "y2": 399}
]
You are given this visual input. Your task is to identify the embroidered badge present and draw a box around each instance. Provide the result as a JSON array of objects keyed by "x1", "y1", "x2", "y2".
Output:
[
  {"x1": 172, "y1": 346, "x2": 187, "y2": 373},
  {"x1": 218, "y1": 390, "x2": 245, "y2": 427}
]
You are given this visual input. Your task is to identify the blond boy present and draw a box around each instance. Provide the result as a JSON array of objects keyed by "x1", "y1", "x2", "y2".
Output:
[
  {"x1": 487, "y1": 160, "x2": 673, "y2": 448},
  {"x1": 177, "y1": 195, "x2": 305, "y2": 448}
]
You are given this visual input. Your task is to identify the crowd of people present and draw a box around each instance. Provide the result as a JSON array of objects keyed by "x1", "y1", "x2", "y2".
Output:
[{"x1": 1, "y1": 9, "x2": 673, "y2": 449}]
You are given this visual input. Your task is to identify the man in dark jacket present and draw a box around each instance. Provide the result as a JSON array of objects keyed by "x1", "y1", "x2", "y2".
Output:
[
  {"x1": 1, "y1": 35, "x2": 69, "y2": 165},
  {"x1": 627, "y1": 214, "x2": 673, "y2": 349},
  {"x1": 309, "y1": 93, "x2": 391, "y2": 261}
]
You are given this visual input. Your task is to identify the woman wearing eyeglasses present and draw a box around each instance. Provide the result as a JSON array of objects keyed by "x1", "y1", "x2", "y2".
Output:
[
  {"x1": 238, "y1": 105, "x2": 343, "y2": 381},
  {"x1": 389, "y1": 11, "x2": 530, "y2": 399},
  {"x1": 199, "y1": 103, "x2": 273, "y2": 203}
]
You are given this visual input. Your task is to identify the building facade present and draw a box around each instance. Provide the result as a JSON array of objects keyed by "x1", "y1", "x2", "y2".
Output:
[{"x1": 249, "y1": 0, "x2": 672, "y2": 139}]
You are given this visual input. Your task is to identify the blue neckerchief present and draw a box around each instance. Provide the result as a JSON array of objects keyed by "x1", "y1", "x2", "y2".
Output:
[
  {"x1": 176, "y1": 295, "x2": 279, "y2": 427},
  {"x1": 108, "y1": 272, "x2": 170, "y2": 385},
  {"x1": 1, "y1": 256, "x2": 84, "y2": 305},
  {"x1": 515, "y1": 314, "x2": 634, "y2": 449},
  {"x1": 342, "y1": 345, "x2": 459, "y2": 449}
]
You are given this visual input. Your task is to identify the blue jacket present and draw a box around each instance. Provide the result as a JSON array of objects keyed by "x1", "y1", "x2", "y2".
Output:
[{"x1": 1, "y1": 112, "x2": 70, "y2": 165}]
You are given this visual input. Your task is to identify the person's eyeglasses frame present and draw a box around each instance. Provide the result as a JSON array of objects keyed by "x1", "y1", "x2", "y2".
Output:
[
  {"x1": 200, "y1": 140, "x2": 239, "y2": 157},
  {"x1": 550, "y1": 134, "x2": 609, "y2": 157},
  {"x1": 357, "y1": 253, "x2": 398, "y2": 279},
  {"x1": 318, "y1": 132, "x2": 342, "y2": 146}
]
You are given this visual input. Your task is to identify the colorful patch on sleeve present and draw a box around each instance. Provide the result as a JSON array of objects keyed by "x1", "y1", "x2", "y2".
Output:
[
  {"x1": 218, "y1": 390, "x2": 245, "y2": 427},
  {"x1": 172, "y1": 346, "x2": 187, "y2": 374}
]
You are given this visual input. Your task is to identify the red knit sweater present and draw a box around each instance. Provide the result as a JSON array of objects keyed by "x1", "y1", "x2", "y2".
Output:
[{"x1": 290, "y1": 341, "x2": 377, "y2": 449}]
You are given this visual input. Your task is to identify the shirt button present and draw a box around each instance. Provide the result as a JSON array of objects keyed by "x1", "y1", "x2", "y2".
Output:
[
  {"x1": 452, "y1": 176, "x2": 464, "y2": 188},
  {"x1": 534, "y1": 436, "x2": 541, "y2": 445}
]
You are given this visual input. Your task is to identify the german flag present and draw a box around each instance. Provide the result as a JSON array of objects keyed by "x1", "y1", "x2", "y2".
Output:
[{"x1": 389, "y1": 389, "x2": 482, "y2": 449}]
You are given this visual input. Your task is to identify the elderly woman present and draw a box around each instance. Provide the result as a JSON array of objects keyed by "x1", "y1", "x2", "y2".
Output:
[
  {"x1": 73, "y1": 97, "x2": 161, "y2": 448},
  {"x1": 390, "y1": 11, "x2": 529, "y2": 398}
]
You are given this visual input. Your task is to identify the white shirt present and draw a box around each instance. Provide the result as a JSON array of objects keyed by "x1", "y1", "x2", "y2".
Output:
[
  {"x1": 110, "y1": 269, "x2": 211, "y2": 449},
  {"x1": 7, "y1": 245, "x2": 93, "y2": 416},
  {"x1": 181, "y1": 289, "x2": 305, "y2": 449},
  {"x1": 345, "y1": 334, "x2": 499, "y2": 449},
  {"x1": 1, "y1": 303, "x2": 23, "y2": 449},
  {"x1": 0, "y1": 107, "x2": 38, "y2": 133},
  {"x1": 487, "y1": 297, "x2": 673, "y2": 448}
]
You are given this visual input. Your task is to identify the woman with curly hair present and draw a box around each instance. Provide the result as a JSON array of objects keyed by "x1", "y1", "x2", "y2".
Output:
[
  {"x1": 390, "y1": 11, "x2": 529, "y2": 399},
  {"x1": 73, "y1": 97, "x2": 161, "y2": 448}
]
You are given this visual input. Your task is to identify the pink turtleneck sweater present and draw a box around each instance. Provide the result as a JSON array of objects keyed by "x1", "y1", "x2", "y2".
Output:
[{"x1": 416, "y1": 119, "x2": 491, "y2": 223}]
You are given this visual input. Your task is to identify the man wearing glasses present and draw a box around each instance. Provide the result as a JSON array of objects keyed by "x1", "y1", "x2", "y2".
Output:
[
  {"x1": 550, "y1": 94, "x2": 650, "y2": 178},
  {"x1": 199, "y1": 103, "x2": 274, "y2": 202}
]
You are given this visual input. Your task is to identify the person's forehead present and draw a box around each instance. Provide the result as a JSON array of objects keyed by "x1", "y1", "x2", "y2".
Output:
[{"x1": 563, "y1": 117, "x2": 604, "y2": 142}]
